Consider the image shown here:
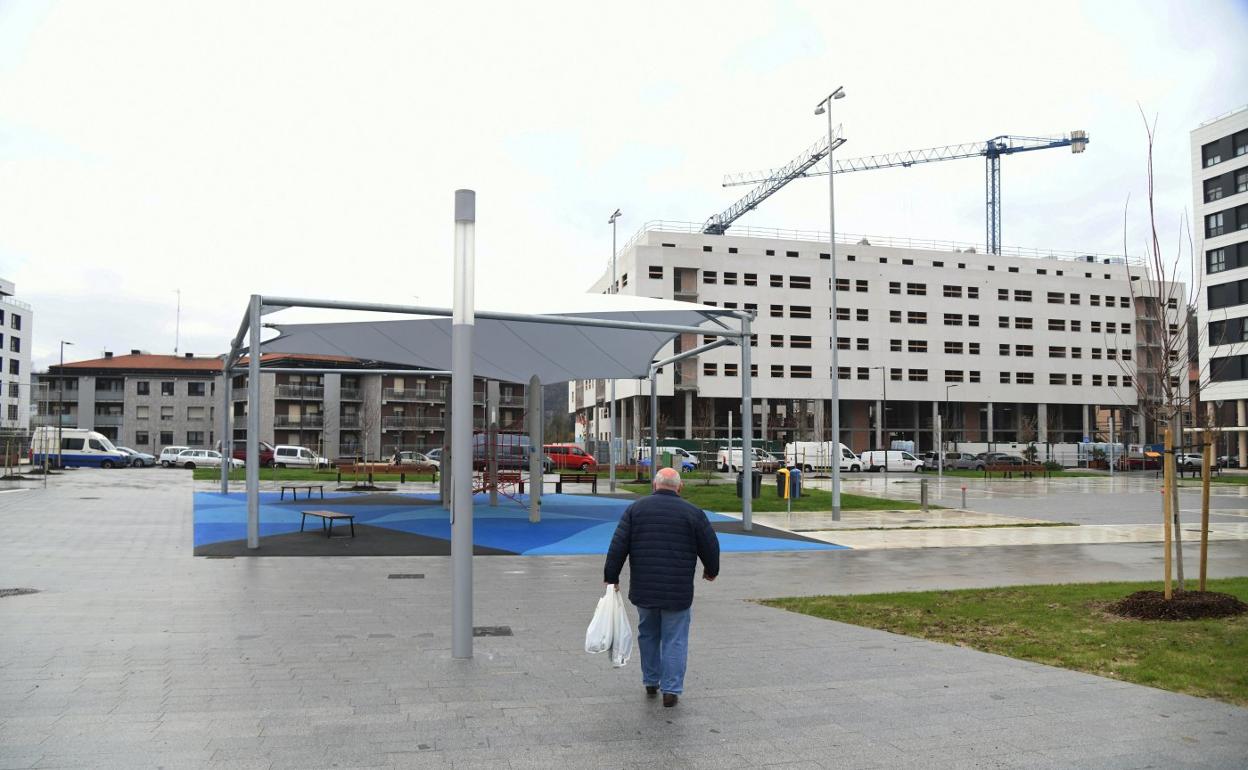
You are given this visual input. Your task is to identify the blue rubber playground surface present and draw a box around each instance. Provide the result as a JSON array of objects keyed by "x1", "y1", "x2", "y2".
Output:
[{"x1": 192, "y1": 491, "x2": 847, "y2": 557}]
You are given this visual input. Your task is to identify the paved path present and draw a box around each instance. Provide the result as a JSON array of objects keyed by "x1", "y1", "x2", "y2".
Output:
[{"x1": 1, "y1": 469, "x2": 1245, "y2": 769}]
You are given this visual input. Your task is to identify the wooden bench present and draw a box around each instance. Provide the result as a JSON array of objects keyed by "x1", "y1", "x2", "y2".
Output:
[
  {"x1": 555, "y1": 473, "x2": 598, "y2": 494},
  {"x1": 280, "y1": 484, "x2": 325, "y2": 501},
  {"x1": 983, "y1": 464, "x2": 1047, "y2": 479},
  {"x1": 300, "y1": 510, "x2": 355, "y2": 538}
]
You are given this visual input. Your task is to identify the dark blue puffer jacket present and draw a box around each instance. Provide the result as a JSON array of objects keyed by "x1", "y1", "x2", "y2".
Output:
[{"x1": 603, "y1": 490, "x2": 720, "y2": 610}]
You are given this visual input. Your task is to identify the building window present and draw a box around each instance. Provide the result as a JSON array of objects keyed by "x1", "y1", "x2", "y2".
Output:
[
  {"x1": 1049, "y1": 346, "x2": 1066, "y2": 358},
  {"x1": 1049, "y1": 373, "x2": 1067, "y2": 386},
  {"x1": 999, "y1": 343, "x2": 1010, "y2": 356},
  {"x1": 835, "y1": 336, "x2": 851, "y2": 350},
  {"x1": 890, "y1": 339, "x2": 903, "y2": 352},
  {"x1": 836, "y1": 277, "x2": 850, "y2": 291},
  {"x1": 856, "y1": 309, "x2": 869, "y2": 321},
  {"x1": 188, "y1": 382, "x2": 206, "y2": 397},
  {"x1": 1069, "y1": 293, "x2": 1080, "y2": 305},
  {"x1": 999, "y1": 315, "x2": 1010, "y2": 329},
  {"x1": 791, "y1": 365, "x2": 812, "y2": 379},
  {"x1": 1091, "y1": 347, "x2": 1102, "y2": 359},
  {"x1": 770, "y1": 365, "x2": 784, "y2": 378},
  {"x1": 908, "y1": 340, "x2": 928, "y2": 353},
  {"x1": 1203, "y1": 141, "x2": 1222, "y2": 167},
  {"x1": 771, "y1": 304, "x2": 784, "y2": 318},
  {"x1": 856, "y1": 338, "x2": 869, "y2": 351},
  {"x1": 1106, "y1": 349, "x2": 1118, "y2": 360},
  {"x1": 1121, "y1": 322, "x2": 1131, "y2": 334},
  {"x1": 907, "y1": 311, "x2": 927, "y2": 324},
  {"x1": 703, "y1": 363, "x2": 718, "y2": 376},
  {"x1": 857, "y1": 367, "x2": 870, "y2": 380},
  {"x1": 1107, "y1": 375, "x2": 1118, "y2": 387},
  {"x1": 969, "y1": 371, "x2": 981, "y2": 383},
  {"x1": 906, "y1": 282, "x2": 926, "y2": 296},
  {"x1": 1122, "y1": 375, "x2": 1133, "y2": 387},
  {"x1": 1091, "y1": 321, "x2": 1102, "y2": 333},
  {"x1": 1207, "y1": 212, "x2": 1225, "y2": 238},
  {"x1": 10, "y1": 314, "x2": 19, "y2": 330},
  {"x1": 1048, "y1": 319, "x2": 1066, "y2": 331},
  {"x1": 8, "y1": 337, "x2": 17, "y2": 353},
  {"x1": 136, "y1": 405, "x2": 150, "y2": 420},
  {"x1": 1000, "y1": 372, "x2": 1011, "y2": 384},
  {"x1": 1090, "y1": 294, "x2": 1100, "y2": 306},
  {"x1": 890, "y1": 368, "x2": 903, "y2": 382},
  {"x1": 724, "y1": 363, "x2": 738, "y2": 377},
  {"x1": 136, "y1": 381, "x2": 150, "y2": 396},
  {"x1": 968, "y1": 314, "x2": 980, "y2": 327},
  {"x1": 703, "y1": 271, "x2": 717, "y2": 284},
  {"x1": 724, "y1": 272, "x2": 738, "y2": 285},
  {"x1": 1015, "y1": 317, "x2": 1033, "y2": 330},
  {"x1": 889, "y1": 310, "x2": 902, "y2": 323},
  {"x1": 945, "y1": 341, "x2": 964, "y2": 354},
  {"x1": 1238, "y1": 169, "x2": 1248, "y2": 195},
  {"x1": 187, "y1": 406, "x2": 206, "y2": 420},
  {"x1": 770, "y1": 335, "x2": 785, "y2": 348},
  {"x1": 786, "y1": 250, "x2": 799, "y2": 258},
  {"x1": 998, "y1": 288, "x2": 1009, "y2": 301},
  {"x1": 836, "y1": 307, "x2": 850, "y2": 321},
  {"x1": 1014, "y1": 289, "x2": 1032, "y2": 302},
  {"x1": 8, "y1": 360, "x2": 16, "y2": 375},
  {"x1": 908, "y1": 369, "x2": 928, "y2": 382},
  {"x1": 161, "y1": 381, "x2": 175, "y2": 396},
  {"x1": 135, "y1": 431, "x2": 149, "y2": 445},
  {"x1": 790, "y1": 305, "x2": 812, "y2": 319},
  {"x1": 1105, "y1": 296, "x2": 1116, "y2": 308},
  {"x1": 1016, "y1": 345, "x2": 1033, "y2": 357},
  {"x1": 790, "y1": 275, "x2": 811, "y2": 290},
  {"x1": 943, "y1": 285, "x2": 962, "y2": 298},
  {"x1": 770, "y1": 274, "x2": 783, "y2": 288},
  {"x1": 750, "y1": 364, "x2": 757, "y2": 377},
  {"x1": 1071, "y1": 347, "x2": 1082, "y2": 359},
  {"x1": 889, "y1": 281, "x2": 901, "y2": 295},
  {"x1": 1070, "y1": 374, "x2": 1082, "y2": 386},
  {"x1": 837, "y1": 366, "x2": 851, "y2": 380},
  {"x1": 855, "y1": 280, "x2": 868, "y2": 292},
  {"x1": 1016, "y1": 372, "x2": 1034, "y2": 385},
  {"x1": 968, "y1": 287, "x2": 979, "y2": 299},
  {"x1": 1121, "y1": 349, "x2": 1132, "y2": 361},
  {"x1": 1047, "y1": 291, "x2": 1064, "y2": 304},
  {"x1": 791, "y1": 335, "x2": 812, "y2": 349},
  {"x1": 945, "y1": 370, "x2": 964, "y2": 383},
  {"x1": 187, "y1": 431, "x2": 205, "y2": 445},
  {"x1": 969, "y1": 342, "x2": 980, "y2": 355},
  {"x1": 943, "y1": 313, "x2": 963, "y2": 326},
  {"x1": 161, "y1": 406, "x2": 174, "y2": 421},
  {"x1": 1071, "y1": 320, "x2": 1082, "y2": 332},
  {"x1": 648, "y1": 266, "x2": 663, "y2": 279},
  {"x1": 160, "y1": 431, "x2": 174, "y2": 446},
  {"x1": 744, "y1": 273, "x2": 757, "y2": 286},
  {"x1": 1106, "y1": 322, "x2": 1117, "y2": 334}
]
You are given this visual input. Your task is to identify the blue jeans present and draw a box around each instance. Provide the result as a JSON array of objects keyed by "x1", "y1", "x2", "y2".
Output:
[{"x1": 636, "y1": 606, "x2": 692, "y2": 695}]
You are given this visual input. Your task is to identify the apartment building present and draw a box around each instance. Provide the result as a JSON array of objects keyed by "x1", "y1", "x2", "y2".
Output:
[
  {"x1": 38, "y1": 351, "x2": 525, "y2": 458},
  {"x1": 1194, "y1": 105, "x2": 1248, "y2": 465},
  {"x1": 0, "y1": 278, "x2": 33, "y2": 429},
  {"x1": 576, "y1": 225, "x2": 1186, "y2": 452}
]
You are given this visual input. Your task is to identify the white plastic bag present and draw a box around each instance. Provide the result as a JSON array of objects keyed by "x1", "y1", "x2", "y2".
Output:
[
  {"x1": 609, "y1": 591, "x2": 633, "y2": 668},
  {"x1": 585, "y1": 586, "x2": 615, "y2": 654}
]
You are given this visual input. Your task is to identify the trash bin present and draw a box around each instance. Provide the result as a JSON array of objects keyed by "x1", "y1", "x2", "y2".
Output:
[
  {"x1": 776, "y1": 467, "x2": 791, "y2": 499},
  {"x1": 789, "y1": 466, "x2": 802, "y2": 498},
  {"x1": 735, "y1": 471, "x2": 762, "y2": 499}
]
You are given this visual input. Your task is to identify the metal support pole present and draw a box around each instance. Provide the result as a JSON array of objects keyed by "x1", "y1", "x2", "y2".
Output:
[
  {"x1": 220, "y1": 374, "x2": 232, "y2": 493},
  {"x1": 649, "y1": 368, "x2": 659, "y2": 482},
  {"x1": 246, "y1": 295, "x2": 261, "y2": 549},
  {"x1": 528, "y1": 374, "x2": 541, "y2": 523},
  {"x1": 741, "y1": 314, "x2": 754, "y2": 531},
  {"x1": 608, "y1": 380, "x2": 616, "y2": 492},
  {"x1": 1109, "y1": 414, "x2": 1116, "y2": 478},
  {"x1": 936, "y1": 414, "x2": 943, "y2": 483},
  {"x1": 440, "y1": 397, "x2": 451, "y2": 506},
  {"x1": 824, "y1": 103, "x2": 842, "y2": 523},
  {"x1": 487, "y1": 380, "x2": 499, "y2": 508},
  {"x1": 451, "y1": 189, "x2": 476, "y2": 660}
]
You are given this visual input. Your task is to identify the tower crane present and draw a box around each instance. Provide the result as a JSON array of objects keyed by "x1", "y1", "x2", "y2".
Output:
[{"x1": 706, "y1": 130, "x2": 1089, "y2": 255}]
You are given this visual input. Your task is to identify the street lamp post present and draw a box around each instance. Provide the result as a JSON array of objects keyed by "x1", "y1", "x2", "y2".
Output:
[
  {"x1": 815, "y1": 86, "x2": 845, "y2": 521},
  {"x1": 943, "y1": 384, "x2": 959, "y2": 482},
  {"x1": 872, "y1": 365, "x2": 888, "y2": 474},
  {"x1": 57, "y1": 340, "x2": 73, "y2": 470},
  {"x1": 608, "y1": 208, "x2": 622, "y2": 492}
]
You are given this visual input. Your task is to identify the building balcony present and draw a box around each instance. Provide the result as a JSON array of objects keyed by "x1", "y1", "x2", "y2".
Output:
[
  {"x1": 383, "y1": 387, "x2": 445, "y2": 402},
  {"x1": 339, "y1": 388, "x2": 362, "y2": 401},
  {"x1": 275, "y1": 384, "x2": 324, "y2": 400},
  {"x1": 94, "y1": 390, "x2": 126, "y2": 402},
  {"x1": 33, "y1": 414, "x2": 76, "y2": 428},
  {"x1": 496, "y1": 393, "x2": 526, "y2": 407},
  {"x1": 382, "y1": 416, "x2": 444, "y2": 431},
  {"x1": 94, "y1": 414, "x2": 124, "y2": 426},
  {"x1": 338, "y1": 416, "x2": 361, "y2": 430},
  {"x1": 274, "y1": 415, "x2": 324, "y2": 429}
]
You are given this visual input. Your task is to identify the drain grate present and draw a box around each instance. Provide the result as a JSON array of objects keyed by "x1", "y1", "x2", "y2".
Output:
[
  {"x1": 473, "y1": 625, "x2": 512, "y2": 637},
  {"x1": 388, "y1": 573, "x2": 425, "y2": 579},
  {"x1": 0, "y1": 588, "x2": 39, "y2": 598}
]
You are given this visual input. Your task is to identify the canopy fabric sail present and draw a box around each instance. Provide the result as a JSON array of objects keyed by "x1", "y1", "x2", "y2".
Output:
[{"x1": 249, "y1": 301, "x2": 738, "y2": 384}]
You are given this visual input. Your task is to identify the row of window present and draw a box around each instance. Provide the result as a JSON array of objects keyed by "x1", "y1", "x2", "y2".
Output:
[
  {"x1": 1201, "y1": 130, "x2": 1248, "y2": 168},
  {"x1": 132, "y1": 380, "x2": 211, "y2": 397},
  {"x1": 1207, "y1": 242, "x2": 1248, "y2": 274},
  {"x1": 0, "y1": 310, "x2": 21, "y2": 330},
  {"x1": 1203, "y1": 167, "x2": 1248, "y2": 202},
  {"x1": 1211, "y1": 353, "x2": 1248, "y2": 382},
  {"x1": 1208, "y1": 277, "x2": 1248, "y2": 310},
  {"x1": 700, "y1": 363, "x2": 1145, "y2": 387},
  {"x1": 131, "y1": 430, "x2": 206, "y2": 447},
  {"x1": 131, "y1": 405, "x2": 211, "y2": 421},
  {"x1": 1205, "y1": 204, "x2": 1248, "y2": 238}
]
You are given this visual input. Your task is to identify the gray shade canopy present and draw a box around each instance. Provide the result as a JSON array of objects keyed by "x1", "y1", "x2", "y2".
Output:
[{"x1": 251, "y1": 296, "x2": 739, "y2": 384}]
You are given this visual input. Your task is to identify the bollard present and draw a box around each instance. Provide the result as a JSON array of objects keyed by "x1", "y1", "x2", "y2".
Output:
[
  {"x1": 401, "y1": 472, "x2": 406, "y2": 484},
  {"x1": 337, "y1": 471, "x2": 341, "y2": 484},
  {"x1": 961, "y1": 485, "x2": 967, "y2": 508},
  {"x1": 920, "y1": 478, "x2": 929, "y2": 512}
]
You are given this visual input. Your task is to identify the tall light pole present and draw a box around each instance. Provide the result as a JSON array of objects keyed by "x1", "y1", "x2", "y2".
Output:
[
  {"x1": 608, "y1": 208, "x2": 622, "y2": 492},
  {"x1": 943, "y1": 383, "x2": 959, "y2": 481},
  {"x1": 872, "y1": 365, "x2": 888, "y2": 473},
  {"x1": 815, "y1": 86, "x2": 845, "y2": 520},
  {"x1": 57, "y1": 340, "x2": 73, "y2": 469}
]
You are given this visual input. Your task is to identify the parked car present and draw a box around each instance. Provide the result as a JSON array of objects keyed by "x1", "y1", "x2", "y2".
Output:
[
  {"x1": 272, "y1": 445, "x2": 330, "y2": 469},
  {"x1": 715, "y1": 446, "x2": 779, "y2": 473},
  {"x1": 159, "y1": 445, "x2": 190, "y2": 467},
  {"x1": 425, "y1": 448, "x2": 442, "y2": 464},
  {"x1": 391, "y1": 450, "x2": 439, "y2": 472},
  {"x1": 30, "y1": 427, "x2": 128, "y2": 469},
  {"x1": 1175, "y1": 452, "x2": 1203, "y2": 470},
  {"x1": 1218, "y1": 454, "x2": 1239, "y2": 469},
  {"x1": 637, "y1": 446, "x2": 699, "y2": 472},
  {"x1": 942, "y1": 451, "x2": 980, "y2": 470},
  {"x1": 859, "y1": 449, "x2": 925, "y2": 472},
  {"x1": 544, "y1": 443, "x2": 598, "y2": 471},
  {"x1": 782, "y1": 442, "x2": 862, "y2": 473},
  {"x1": 174, "y1": 449, "x2": 244, "y2": 470},
  {"x1": 972, "y1": 452, "x2": 1027, "y2": 470},
  {"x1": 222, "y1": 440, "x2": 276, "y2": 467},
  {"x1": 116, "y1": 446, "x2": 157, "y2": 467}
]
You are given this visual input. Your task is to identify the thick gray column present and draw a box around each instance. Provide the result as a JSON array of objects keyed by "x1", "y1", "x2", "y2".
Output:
[
  {"x1": 440, "y1": 396, "x2": 451, "y2": 506},
  {"x1": 986, "y1": 402, "x2": 994, "y2": 446},
  {"x1": 741, "y1": 315, "x2": 754, "y2": 530},
  {"x1": 931, "y1": 401, "x2": 939, "y2": 452},
  {"x1": 528, "y1": 375, "x2": 541, "y2": 523},
  {"x1": 246, "y1": 295, "x2": 261, "y2": 549},
  {"x1": 1037, "y1": 403, "x2": 1048, "y2": 444},
  {"x1": 875, "y1": 399, "x2": 883, "y2": 449},
  {"x1": 684, "y1": 390, "x2": 693, "y2": 438},
  {"x1": 451, "y1": 189, "x2": 476, "y2": 660},
  {"x1": 1238, "y1": 401, "x2": 1247, "y2": 469},
  {"x1": 649, "y1": 369, "x2": 659, "y2": 482},
  {"x1": 1082, "y1": 405, "x2": 1090, "y2": 441},
  {"x1": 219, "y1": 374, "x2": 231, "y2": 494},
  {"x1": 487, "y1": 380, "x2": 499, "y2": 507},
  {"x1": 632, "y1": 392, "x2": 642, "y2": 464},
  {"x1": 760, "y1": 398, "x2": 769, "y2": 447}
]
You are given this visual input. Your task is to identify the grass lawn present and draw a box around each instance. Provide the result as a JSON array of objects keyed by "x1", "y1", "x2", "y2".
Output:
[
  {"x1": 935, "y1": 468, "x2": 1104, "y2": 480},
  {"x1": 193, "y1": 467, "x2": 436, "y2": 483},
  {"x1": 762, "y1": 578, "x2": 1248, "y2": 705},
  {"x1": 620, "y1": 482, "x2": 923, "y2": 512}
]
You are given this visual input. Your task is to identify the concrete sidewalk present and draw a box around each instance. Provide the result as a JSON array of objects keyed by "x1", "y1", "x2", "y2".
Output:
[{"x1": 1, "y1": 470, "x2": 1245, "y2": 769}]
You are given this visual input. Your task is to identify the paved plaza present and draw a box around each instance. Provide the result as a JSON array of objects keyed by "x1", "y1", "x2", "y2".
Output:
[{"x1": 1, "y1": 469, "x2": 1246, "y2": 769}]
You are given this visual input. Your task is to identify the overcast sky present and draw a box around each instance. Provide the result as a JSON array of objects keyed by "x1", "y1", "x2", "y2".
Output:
[{"x1": 4, "y1": 0, "x2": 1247, "y2": 371}]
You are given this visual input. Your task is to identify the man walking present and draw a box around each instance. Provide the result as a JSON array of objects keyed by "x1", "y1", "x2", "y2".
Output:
[{"x1": 604, "y1": 467, "x2": 720, "y2": 707}]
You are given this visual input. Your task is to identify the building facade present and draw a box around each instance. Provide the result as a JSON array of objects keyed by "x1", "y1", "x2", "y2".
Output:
[
  {"x1": 1193, "y1": 105, "x2": 1248, "y2": 465},
  {"x1": 576, "y1": 225, "x2": 1185, "y2": 454},
  {"x1": 37, "y1": 351, "x2": 524, "y2": 458},
  {"x1": 0, "y1": 278, "x2": 34, "y2": 430}
]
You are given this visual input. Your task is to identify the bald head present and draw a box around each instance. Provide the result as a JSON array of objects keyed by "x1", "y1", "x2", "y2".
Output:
[{"x1": 653, "y1": 467, "x2": 683, "y2": 492}]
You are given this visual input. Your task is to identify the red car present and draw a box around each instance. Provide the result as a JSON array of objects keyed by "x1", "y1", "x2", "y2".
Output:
[
  {"x1": 544, "y1": 443, "x2": 598, "y2": 471},
  {"x1": 219, "y1": 440, "x2": 276, "y2": 467}
]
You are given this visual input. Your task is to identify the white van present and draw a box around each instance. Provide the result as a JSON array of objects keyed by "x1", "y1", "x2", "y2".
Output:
[
  {"x1": 272, "y1": 445, "x2": 330, "y2": 469},
  {"x1": 859, "y1": 449, "x2": 925, "y2": 473},
  {"x1": 715, "y1": 446, "x2": 779, "y2": 473},
  {"x1": 783, "y1": 441, "x2": 862, "y2": 473},
  {"x1": 636, "y1": 446, "x2": 700, "y2": 470},
  {"x1": 30, "y1": 427, "x2": 128, "y2": 469},
  {"x1": 159, "y1": 445, "x2": 190, "y2": 467}
]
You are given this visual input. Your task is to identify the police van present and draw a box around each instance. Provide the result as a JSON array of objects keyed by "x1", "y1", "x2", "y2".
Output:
[{"x1": 30, "y1": 427, "x2": 129, "y2": 469}]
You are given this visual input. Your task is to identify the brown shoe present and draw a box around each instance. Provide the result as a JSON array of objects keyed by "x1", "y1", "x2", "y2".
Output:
[
  {"x1": 662, "y1": 693, "x2": 678, "y2": 708},
  {"x1": 645, "y1": 686, "x2": 658, "y2": 697}
]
